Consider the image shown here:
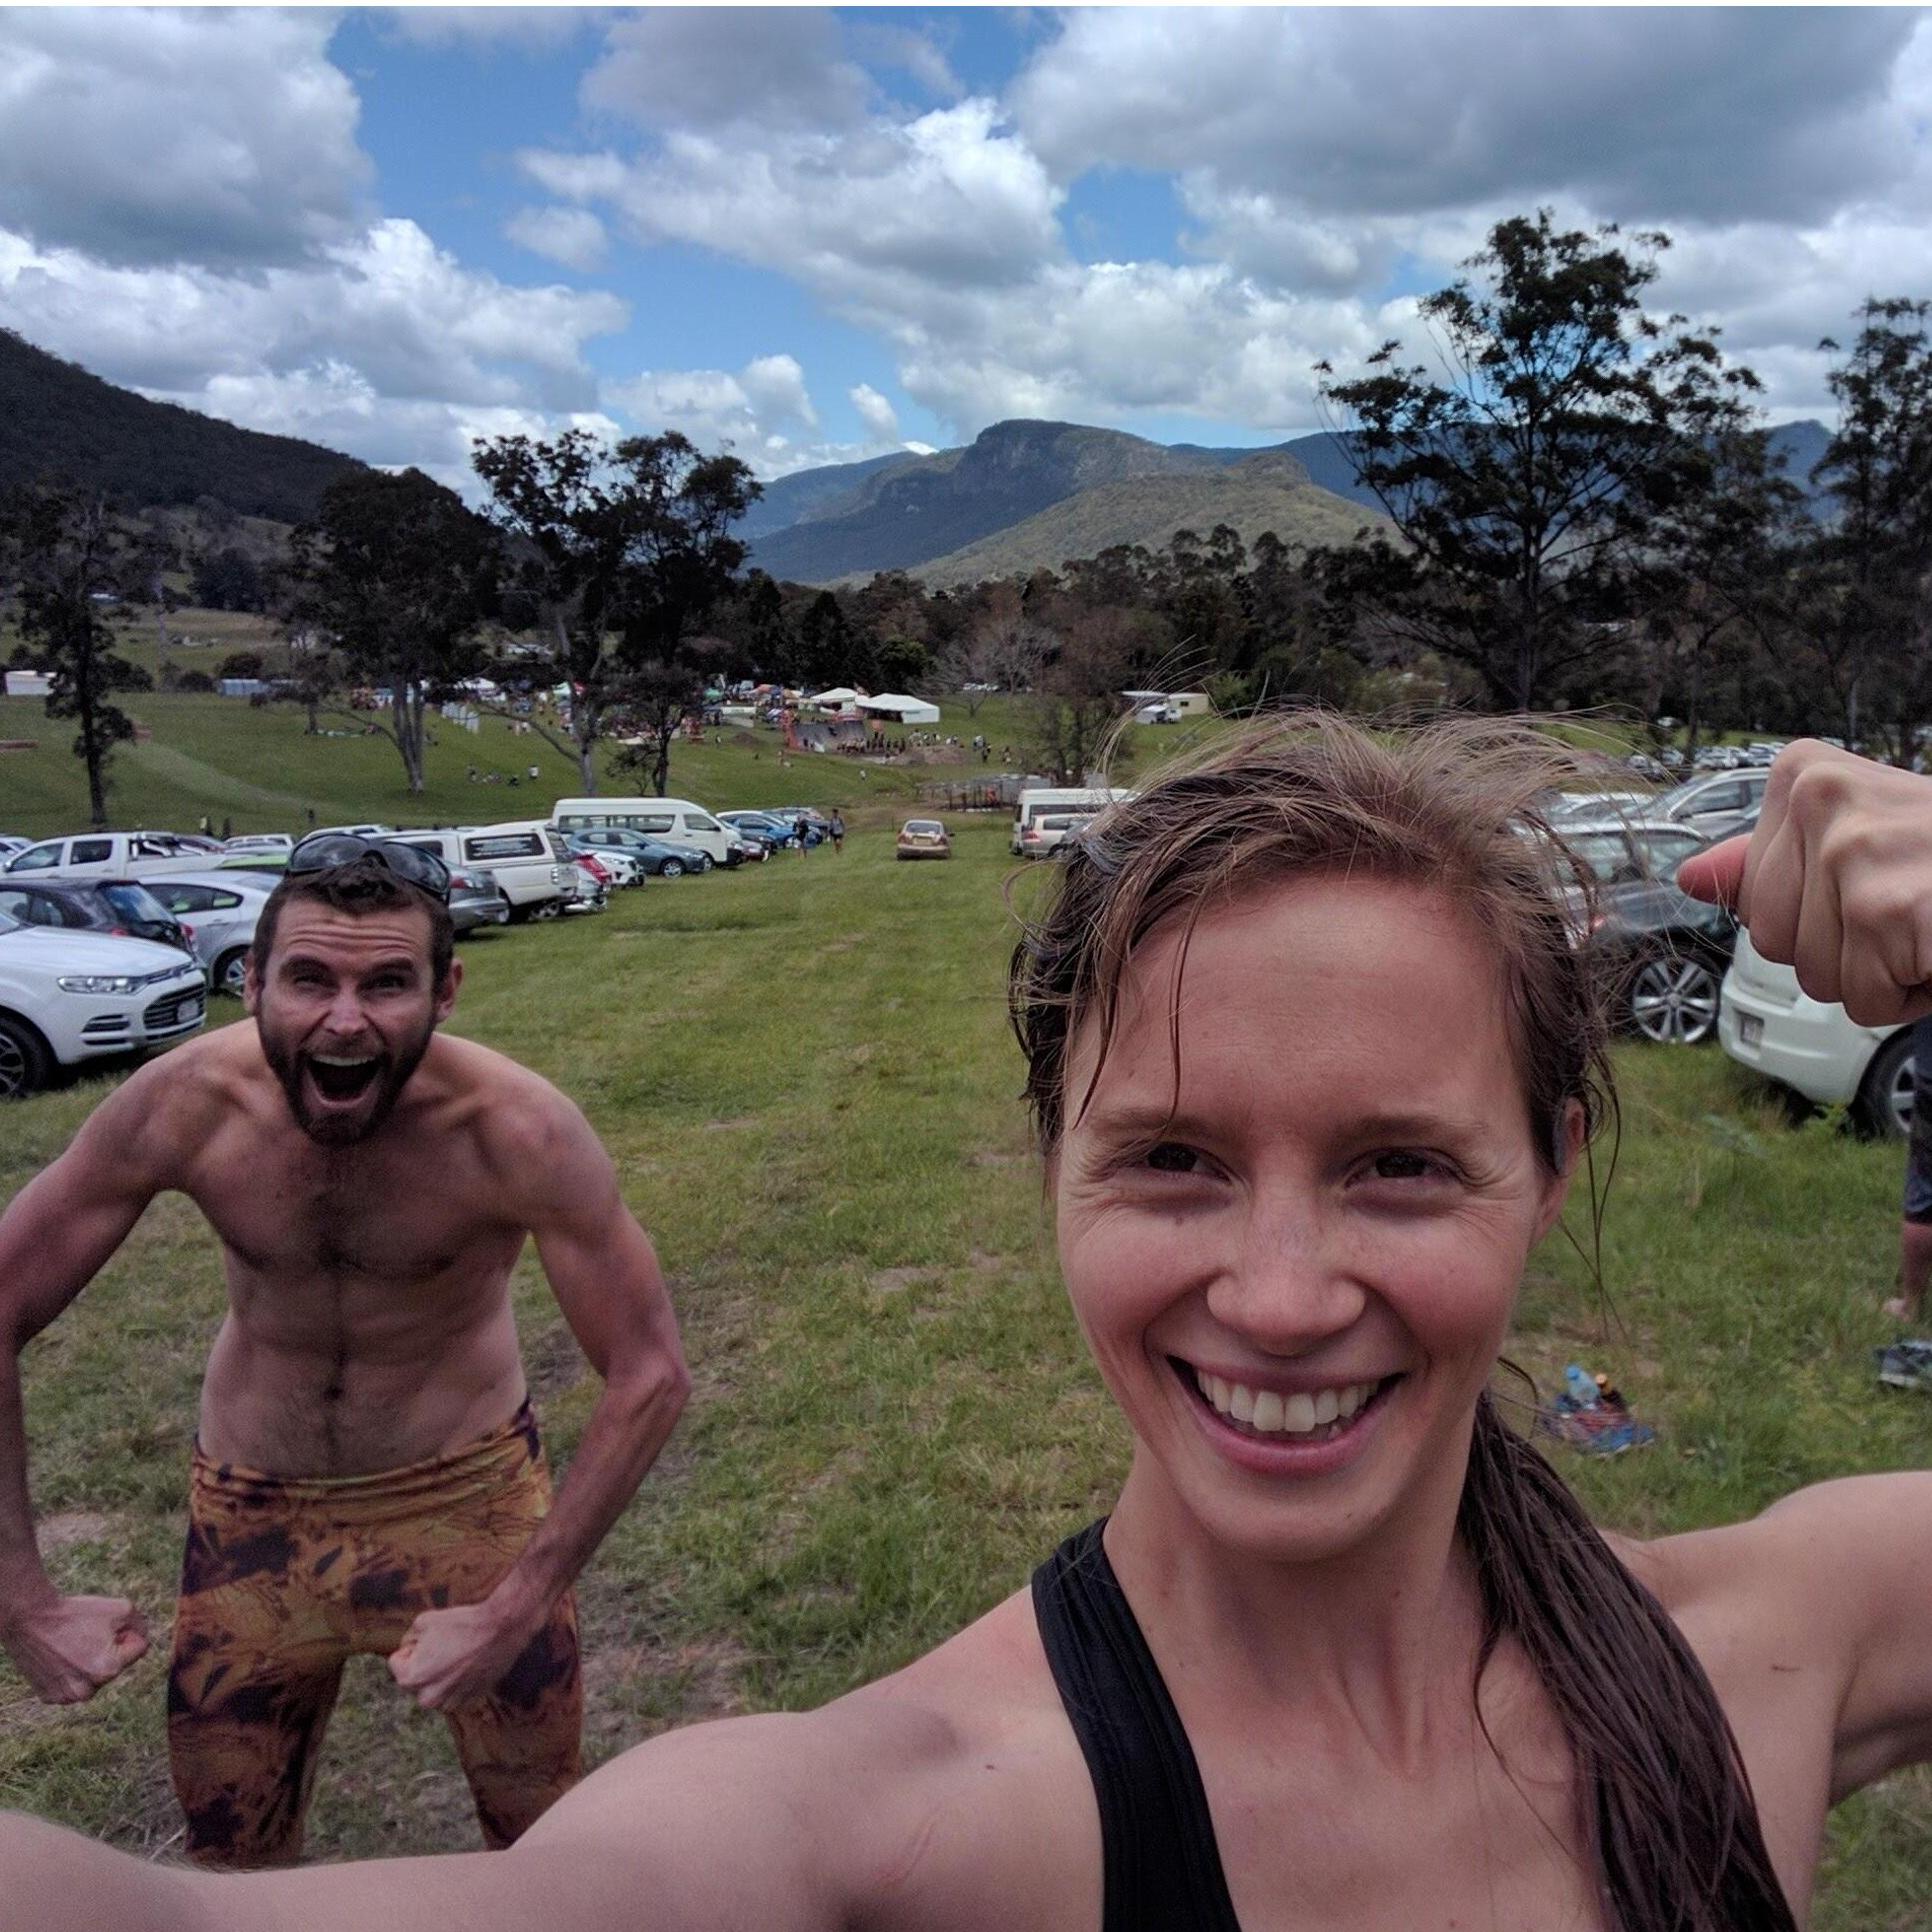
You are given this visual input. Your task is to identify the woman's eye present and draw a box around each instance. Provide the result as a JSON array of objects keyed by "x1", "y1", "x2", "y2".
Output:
[
  {"x1": 1143, "y1": 1142, "x2": 1201, "y2": 1174},
  {"x1": 1371, "y1": 1151, "x2": 1439, "y2": 1181}
]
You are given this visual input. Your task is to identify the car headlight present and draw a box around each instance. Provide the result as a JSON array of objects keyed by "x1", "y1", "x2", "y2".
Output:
[{"x1": 57, "y1": 974, "x2": 139, "y2": 994}]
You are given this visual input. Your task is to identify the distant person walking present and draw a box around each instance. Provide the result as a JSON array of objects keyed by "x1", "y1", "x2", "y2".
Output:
[
  {"x1": 828, "y1": 811, "x2": 845, "y2": 855},
  {"x1": 794, "y1": 813, "x2": 810, "y2": 856}
]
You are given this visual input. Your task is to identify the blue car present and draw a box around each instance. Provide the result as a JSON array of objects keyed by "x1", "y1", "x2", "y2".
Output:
[{"x1": 718, "y1": 811, "x2": 802, "y2": 850}]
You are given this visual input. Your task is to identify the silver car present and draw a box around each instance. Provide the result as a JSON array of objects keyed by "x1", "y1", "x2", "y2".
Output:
[{"x1": 135, "y1": 872, "x2": 274, "y2": 998}]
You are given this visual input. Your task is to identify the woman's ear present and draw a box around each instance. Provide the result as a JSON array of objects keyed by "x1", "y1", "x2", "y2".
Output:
[{"x1": 1536, "y1": 1098, "x2": 1589, "y2": 1242}]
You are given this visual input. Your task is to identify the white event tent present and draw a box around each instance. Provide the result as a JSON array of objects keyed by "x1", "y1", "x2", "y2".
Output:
[{"x1": 856, "y1": 692, "x2": 941, "y2": 726}]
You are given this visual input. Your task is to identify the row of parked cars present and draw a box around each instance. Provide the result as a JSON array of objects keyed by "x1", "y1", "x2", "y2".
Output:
[{"x1": 0, "y1": 797, "x2": 851, "y2": 1099}]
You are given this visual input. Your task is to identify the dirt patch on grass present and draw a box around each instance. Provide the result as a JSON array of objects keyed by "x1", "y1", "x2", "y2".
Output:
[
  {"x1": 39, "y1": 1510, "x2": 114, "y2": 1550},
  {"x1": 967, "y1": 1149, "x2": 1026, "y2": 1169},
  {"x1": 873, "y1": 1266, "x2": 938, "y2": 1295}
]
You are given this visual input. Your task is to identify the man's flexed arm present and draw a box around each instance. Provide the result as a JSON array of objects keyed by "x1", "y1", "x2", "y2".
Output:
[
  {"x1": 0, "y1": 1062, "x2": 180, "y2": 1699},
  {"x1": 389, "y1": 1085, "x2": 689, "y2": 1710}
]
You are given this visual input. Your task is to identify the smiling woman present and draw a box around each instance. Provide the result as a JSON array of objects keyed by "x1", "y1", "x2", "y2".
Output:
[{"x1": 16, "y1": 720, "x2": 1932, "y2": 1932}]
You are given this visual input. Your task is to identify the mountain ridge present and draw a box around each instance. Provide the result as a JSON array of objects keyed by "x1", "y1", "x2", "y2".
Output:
[{"x1": 0, "y1": 328, "x2": 364, "y2": 521}]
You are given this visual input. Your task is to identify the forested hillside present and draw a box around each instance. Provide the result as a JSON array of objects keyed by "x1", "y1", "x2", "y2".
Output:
[{"x1": 0, "y1": 329, "x2": 363, "y2": 520}]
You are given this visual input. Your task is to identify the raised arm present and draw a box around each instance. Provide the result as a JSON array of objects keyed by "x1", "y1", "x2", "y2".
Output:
[
  {"x1": 389, "y1": 1079, "x2": 690, "y2": 1710},
  {"x1": 1679, "y1": 742, "x2": 1932, "y2": 1785},
  {"x1": 0, "y1": 1060, "x2": 184, "y2": 1700}
]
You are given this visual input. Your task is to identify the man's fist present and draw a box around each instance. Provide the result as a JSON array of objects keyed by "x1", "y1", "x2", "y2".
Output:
[
  {"x1": 1678, "y1": 740, "x2": 1932, "y2": 1028},
  {"x1": 1, "y1": 1592, "x2": 149, "y2": 1704},
  {"x1": 387, "y1": 1599, "x2": 536, "y2": 1712}
]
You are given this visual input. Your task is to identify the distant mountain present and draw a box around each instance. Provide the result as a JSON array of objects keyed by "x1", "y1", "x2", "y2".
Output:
[
  {"x1": 0, "y1": 328, "x2": 364, "y2": 521},
  {"x1": 748, "y1": 414, "x2": 1839, "y2": 586},
  {"x1": 748, "y1": 420, "x2": 1256, "y2": 583},
  {"x1": 905, "y1": 451, "x2": 1387, "y2": 590}
]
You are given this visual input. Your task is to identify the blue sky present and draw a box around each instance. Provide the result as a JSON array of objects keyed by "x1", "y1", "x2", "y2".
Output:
[{"x1": 4, "y1": 8, "x2": 1932, "y2": 495}]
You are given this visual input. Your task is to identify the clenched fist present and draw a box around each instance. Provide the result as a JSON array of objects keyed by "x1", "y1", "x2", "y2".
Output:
[
  {"x1": 1678, "y1": 740, "x2": 1932, "y2": 1027},
  {"x1": 1, "y1": 1591, "x2": 149, "y2": 1704}
]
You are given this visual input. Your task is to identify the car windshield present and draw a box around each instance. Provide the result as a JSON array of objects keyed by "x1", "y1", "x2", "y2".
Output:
[
  {"x1": 1563, "y1": 832, "x2": 1645, "y2": 884},
  {"x1": 904, "y1": 821, "x2": 943, "y2": 835},
  {"x1": 99, "y1": 884, "x2": 172, "y2": 923}
]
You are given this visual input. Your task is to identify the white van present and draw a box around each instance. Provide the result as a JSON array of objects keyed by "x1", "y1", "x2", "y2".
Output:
[
  {"x1": 380, "y1": 821, "x2": 573, "y2": 922},
  {"x1": 549, "y1": 796, "x2": 733, "y2": 867},
  {"x1": 1010, "y1": 787, "x2": 1134, "y2": 857}
]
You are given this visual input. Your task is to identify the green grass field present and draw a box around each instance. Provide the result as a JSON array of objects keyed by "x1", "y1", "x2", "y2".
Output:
[{"x1": 1, "y1": 669, "x2": 1929, "y2": 1918}]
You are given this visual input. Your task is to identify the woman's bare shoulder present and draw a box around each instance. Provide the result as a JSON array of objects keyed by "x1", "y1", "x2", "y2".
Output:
[{"x1": 1610, "y1": 1473, "x2": 1932, "y2": 1798}]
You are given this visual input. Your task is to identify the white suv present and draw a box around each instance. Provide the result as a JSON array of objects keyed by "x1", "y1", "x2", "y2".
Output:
[
  {"x1": 0, "y1": 908, "x2": 208, "y2": 1099},
  {"x1": 1718, "y1": 929, "x2": 1914, "y2": 1137}
]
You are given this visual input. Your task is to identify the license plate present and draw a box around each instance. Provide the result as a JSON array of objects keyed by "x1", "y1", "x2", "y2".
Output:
[{"x1": 1739, "y1": 1014, "x2": 1763, "y2": 1048}]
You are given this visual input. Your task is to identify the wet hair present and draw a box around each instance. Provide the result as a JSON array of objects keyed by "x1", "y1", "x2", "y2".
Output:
[
  {"x1": 251, "y1": 856, "x2": 455, "y2": 990},
  {"x1": 1008, "y1": 710, "x2": 1796, "y2": 1932}
]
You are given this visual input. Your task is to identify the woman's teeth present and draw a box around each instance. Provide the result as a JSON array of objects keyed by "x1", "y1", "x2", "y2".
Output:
[{"x1": 1193, "y1": 1370, "x2": 1382, "y2": 1437}]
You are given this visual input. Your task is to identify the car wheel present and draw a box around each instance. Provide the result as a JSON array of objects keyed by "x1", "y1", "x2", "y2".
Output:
[
  {"x1": 0, "y1": 1015, "x2": 51, "y2": 1100},
  {"x1": 530, "y1": 899, "x2": 563, "y2": 922},
  {"x1": 1626, "y1": 952, "x2": 1721, "y2": 1046},
  {"x1": 1855, "y1": 1028, "x2": 1917, "y2": 1140},
  {"x1": 695, "y1": 855, "x2": 714, "y2": 874},
  {"x1": 660, "y1": 859, "x2": 685, "y2": 878},
  {"x1": 214, "y1": 947, "x2": 250, "y2": 998}
]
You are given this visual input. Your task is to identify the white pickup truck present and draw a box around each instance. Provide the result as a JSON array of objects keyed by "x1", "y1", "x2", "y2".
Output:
[{"x1": 3, "y1": 831, "x2": 222, "y2": 881}]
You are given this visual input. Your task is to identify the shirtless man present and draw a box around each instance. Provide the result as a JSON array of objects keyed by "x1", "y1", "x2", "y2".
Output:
[{"x1": 0, "y1": 837, "x2": 689, "y2": 1868}]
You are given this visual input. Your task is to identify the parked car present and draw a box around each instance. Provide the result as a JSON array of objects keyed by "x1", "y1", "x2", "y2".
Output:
[
  {"x1": 896, "y1": 818, "x2": 952, "y2": 861},
  {"x1": 1719, "y1": 930, "x2": 1916, "y2": 1136},
  {"x1": 1649, "y1": 767, "x2": 1769, "y2": 841},
  {"x1": 569, "y1": 830, "x2": 712, "y2": 878},
  {"x1": 0, "y1": 908, "x2": 207, "y2": 1098},
  {"x1": 724, "y1": 831, "x2": 768, "y2": 865},
  {"x1": 222, "y1": 833, "x2": 294, "y2": 854},
  {"x1": 566, "y1": 853, "x2": 615, "y2": 908},
  {"x1": 1024, "y1": 812, "x2": 1096, "y2": 858},
  {"x1": 551, "y1": 796, "x2": 735, "y2": 867},
  {"x1": 564, "y1": 846, "x2": 645, "y2": 888},
  {"x1": 379, "y1": 823, "x2": 572, "y2": 922},
  {"x1": 447, "y1": 867, "x2": 513, "y2": 935},
  {"x1": 0, "y1": 878, "x2": 192, "y2": 957},
  {"x1": 717, "y1": 811, "x2": 799, "y2": 850},
  {"x1": 565, "y1": 827, "x2": 693, "y2": 877},
  {"x1": 0, "y1": 837, "x2": 33, "y2": 862},
  {"x1": 1557, "y1": 819, "x2": 1733, "y2": 1045},
  {"x1": 722, "y1": 811, "x2": 803, "y2": 850},
  {"x1": 4, "y1": 830, "x2": 220, "y2": 880},
  {"x1": 135, "y1": 873, "x2": 275, "y2": 997}
]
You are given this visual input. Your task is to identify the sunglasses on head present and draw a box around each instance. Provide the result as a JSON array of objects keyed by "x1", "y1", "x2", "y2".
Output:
[{"x1": 286, "y1": 833, "x2": 452, "y2": 902}]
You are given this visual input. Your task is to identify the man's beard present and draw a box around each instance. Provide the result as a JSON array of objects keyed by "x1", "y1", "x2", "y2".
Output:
[{"x1": 259, "y1": 1023, "x2": 433, "y2": 1146}]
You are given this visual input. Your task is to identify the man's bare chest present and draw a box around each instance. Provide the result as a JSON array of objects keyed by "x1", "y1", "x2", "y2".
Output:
[{"x1": 187, "y1": 1129, "x2": 513, "y2": 1289}]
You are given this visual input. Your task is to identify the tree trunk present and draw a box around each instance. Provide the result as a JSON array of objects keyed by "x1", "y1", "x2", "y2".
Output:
[
  {"x1": 398, "y1": 682, "x2": 426, "y2": 793},
  {"x1": 652, "y1": 731, "x2": 672, "y2": 798},
  {"x1": 74, "y1": 633, "x2": 109, "y2": 829}
]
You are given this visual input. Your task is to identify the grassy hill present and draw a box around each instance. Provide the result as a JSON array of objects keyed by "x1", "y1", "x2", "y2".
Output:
[
  {"x1": 0, "y1": 328, "x2": 364, "y2": 521},
  {"x1": 904, "y1": 451, "x2": 1388, "y2": 588}
]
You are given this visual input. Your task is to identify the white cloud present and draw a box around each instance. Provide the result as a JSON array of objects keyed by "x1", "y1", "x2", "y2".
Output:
[
  {"x1": 581, "y1": 9, "x2": 868, "y2": 133},
  {"x1": 1011, "y1": 9, "x2": 1923, "y2": 227},
  {"x1": 0, "y1": 219, "x2": 629, "y2": 482},
  {"x1": 0, "y1": 9, "x2": 372, "y2": 268},
  {"x1": 505, "y1": 205, "x2": 608, "y2": 272},
  {"x1": 522, "y1": 96, "x2": 1063, "y2": 312},
  {"x1": 850, "y1": 383, "x2": 900, "y2": 440}
]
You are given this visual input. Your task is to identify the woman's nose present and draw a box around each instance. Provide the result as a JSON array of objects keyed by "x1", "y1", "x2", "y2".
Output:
[{"x1": 1204, "y1": 1206, "x2": 1370, "y2": 1352}]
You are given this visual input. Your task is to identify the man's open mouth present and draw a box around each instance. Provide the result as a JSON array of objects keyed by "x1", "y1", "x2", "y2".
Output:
[{"x1": 306, "y1": 1053, "x2": 382, "y2": 1103}]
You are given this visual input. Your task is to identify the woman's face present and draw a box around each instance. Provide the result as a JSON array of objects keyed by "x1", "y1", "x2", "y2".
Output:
[{"x1": 1052, "y1": 875, "x2": 1575, "y2": 1565}]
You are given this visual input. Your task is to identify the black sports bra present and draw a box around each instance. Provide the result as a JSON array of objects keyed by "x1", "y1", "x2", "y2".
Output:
[{"x1": 1032, "y1": 1520, "x2": 1243, "y2": 1932}]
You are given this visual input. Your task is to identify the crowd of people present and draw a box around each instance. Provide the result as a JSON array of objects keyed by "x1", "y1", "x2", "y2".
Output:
[{"x1": 4, "y1": 721, "x2": 1932, "y2": 1931}]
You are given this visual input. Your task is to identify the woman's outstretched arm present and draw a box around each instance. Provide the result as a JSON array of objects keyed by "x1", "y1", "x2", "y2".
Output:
[{"x1": 2, "y1": 1711, "x2": 886, "y2": 1932}]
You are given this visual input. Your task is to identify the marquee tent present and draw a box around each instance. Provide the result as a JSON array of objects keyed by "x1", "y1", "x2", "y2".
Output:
[{"x1": 856, "y1": 692, "x2": 941, "y2": 726}]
